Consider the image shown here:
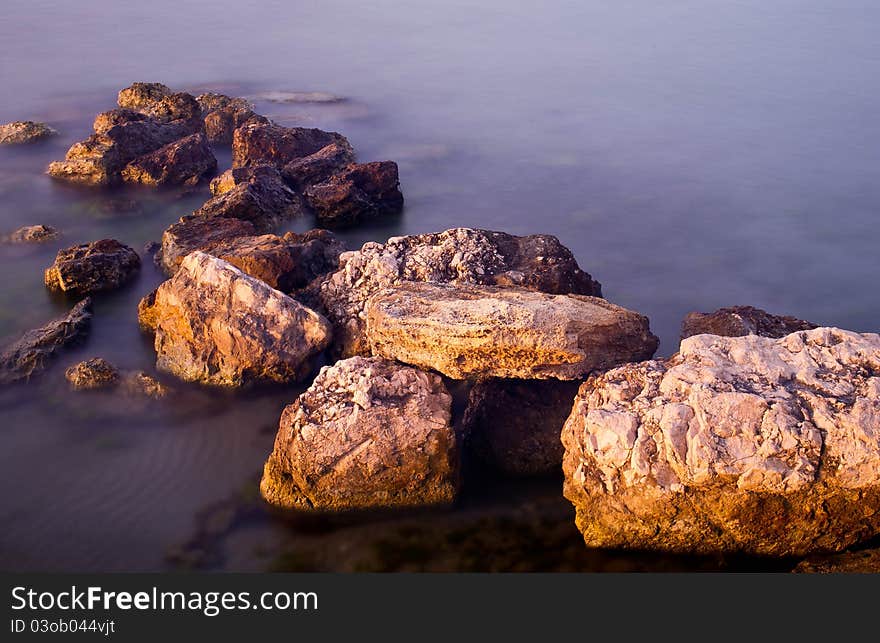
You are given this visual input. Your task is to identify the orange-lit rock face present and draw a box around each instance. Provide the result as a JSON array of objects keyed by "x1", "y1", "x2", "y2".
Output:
[{"x1": 44, "y1": 239, "x2": 140, "y2": 296}]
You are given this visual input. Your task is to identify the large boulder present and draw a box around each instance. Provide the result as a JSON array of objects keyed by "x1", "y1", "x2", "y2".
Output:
[
  {"x1": 0, "y1": 299, "x2": 92, "y2": 384},
  {"x1": 231, "y1": 122, "x2": 348, "y2": 168},
  {"x1": 0, "y1": 120, "x2": 57, "y2": 144},
  {"x1": 460, "y1": 379, "x2": 580, "y2": 476},
  {"x1": 44, "y1": 239, "x2": 140, "y2": 296},
  {"x1": 280, "y1": 141, "x2": 356, "y2": 190},
  {"x1": 681, "y1": 305, "x2": 817, "y2": 340},
  {"x1": 561, "y1": 328, "x2": 880, "y2": 556},
  {"x1": 148, "y1": 251, "x2": 332, "y2": 386},
  {"x1": 121, "y1": 132, "x2": 217, "y2": 186},
  {"x1": 304, "y1": 161, "x2": 403, "y2": 227},
  {"x1": 366, "y1": 282, "x2": 658, "y2": 380},
  {"x1": 313, "y1": 228, "x2": 603, "y2": 358},
  {"x1": 158, "y1": 217, "x2": 257, "y2": 275},
  {"x1": 206, "y1": 229, "x2": 344, "y2": 292},
  {"x1": 260, "y1": 356, "x2": 459, "y2": 512}
]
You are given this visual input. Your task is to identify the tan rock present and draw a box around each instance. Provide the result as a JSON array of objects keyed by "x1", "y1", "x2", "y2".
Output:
[
  {"x1": 562, "y1": 328, "x2": 880, "y2": 556},
  {"x1": 260, "y1": 356, "x2": 459, "y2": 511},
  {"x1": 149, "y1": 252, "x2": 332, "y2": 386},
  {"x1": 366, "y1": 282, "x2": 658, "y2": 380},
  {"x1": 0, "y1": 120, "x2": 57, "y2": 144}
]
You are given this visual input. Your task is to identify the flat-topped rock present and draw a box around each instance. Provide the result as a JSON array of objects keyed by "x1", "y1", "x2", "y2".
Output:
[
  {"x1": 148, "y1": 252, "x2": 332, "y2": 386},
  {"x1": 232, "y1": 122, "x2": 348, "y2": 168},
  {"x1": 260, "y1": 356, "x2": 459, "y2": 512},
  {"x1": 562, "y1": 327, "x2": 880, "y2": 556},
  {"x1": 281, "y1": 141, "x2": 355, "y2": 190},
  {"x1": 3, "y1": 225, "x2": 59, "y2": 244},
  {"x1": 0, "y1": 120, "x2": 57, "y2": 144},
  {"x1": 121, "y1": 132, "x2": 217, "y2": 186},
  {"x1": 681, "y1": 305, "x2": 817, "y2": 341},
  {"x1": 44, "y1": 239, "x2": 140, "y2": 296},
  {"x1": 304, "y1": 161, "x2": 403, "y2": 227},
  {"x1": 158, "y1": 217, "x2": 257, "y2": 275},
  {"x1": 365, "y1": 282, "x2": 658, "y2": 380}
]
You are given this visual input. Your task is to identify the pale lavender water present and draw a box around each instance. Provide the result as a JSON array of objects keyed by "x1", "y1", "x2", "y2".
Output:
[{"x1": 0, "y1": 1, "x2": 878, "y2": 571}]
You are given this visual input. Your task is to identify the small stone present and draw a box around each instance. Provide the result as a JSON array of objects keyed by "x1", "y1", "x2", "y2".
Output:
[
  {"x1": 4, "y1": 225, "x2": 59, "y2": 244},
  {"x1": 65, "y1": 358, "x2": 120, "y2": 390},
  {"x1": 0, "y1": 121, "x2": 57, "y2": 144}
]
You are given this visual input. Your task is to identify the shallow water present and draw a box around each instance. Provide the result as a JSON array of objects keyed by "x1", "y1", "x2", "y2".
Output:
[{"x1": 1, "y1": 1, "x2": 878, "y2": 571}]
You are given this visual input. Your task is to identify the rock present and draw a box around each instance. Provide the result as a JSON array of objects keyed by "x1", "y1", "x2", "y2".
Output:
[
  {"x1": 3, "y1": 225, "x2": 59, "y2": 244},
  {"x1": 314, "y1": 228, "x2": 602, "y2": 358},
  {"x1": 561, "y1": 327, "x2": 880, "y2": 556},
  {"x1": 206, "y1": 229, "x2": 344, "y2": 291},
  {"x1": 195, "y1": 92, "x2": 253, "y2": 114},
  {"x1": 121, "y1": 132, "x2": 217, "y2": 186},
  {"x1": 117, "y1": 82, "x2": 172, "y2": 112},
  {"x1": 280, "y1": 141, "x2": 355, "y2": 190},
  {"x1": 92, "y1": 108, "x2": 149, "y2": 135},
  {"x1": 204, "y1": 107, "x2": 267, "y2": 145},
  {"x1": 0, "y1": 121, "x2": 57, "y2": 144},
  {"x1": 681, "y1": 305, "x2": 817, "y2": 341},
  {"x1": 304, "y1": 161, "x2": 403, "y2": 227},
  {"x1": 260, "y1": 356, "x2": 459, "y2": 512},
  {"x1": 65, "y1": 358, "x2": 120, "y2": 390},
  {"x1": 253, "y1": 91, "x2": 344, "y2": 104},
  {"x1": 149, "y1": 251, "x2": 332, "y2": 386},
  {"x1": 158, "y1": 217, "x2": 257, "y2": 275},
  {"x1": 460, "y1": 379, "x2": 580, "y2": 476},
  {"x1": 122, "y1": 371, "x2": 171, "y2": 399},
  {"x1": 231, "y1": 122, "x2": 348, "y2": 168},
  {"x1": 44, "y1": 239, "x2": 140, "y2": 296},
  {"x1": 0, "y1": 299, "x2": 92, "y2": 384},
  {"x1": 208, "y1": 165, "x2": 277, "y2": 196},
  {"x1": 137, "y1": 288, "x2": 160, "y2": 332},
  {"x1": 118, "y1": 82, "x2": 201, "y2": 128},
  {"x1": 794, "y1": 547, "x2": 880, "y2": 573},
  {"x1": 143, "y1": 241, "x2": 160, "y2": 256},
  {"x1": 366, "y1": 282, "x2": 658, "y2": 380}
]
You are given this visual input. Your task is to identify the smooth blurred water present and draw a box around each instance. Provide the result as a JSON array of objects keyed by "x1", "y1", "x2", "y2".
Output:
[{"x1": 0, "y1": 1, "x2": 878, "y2": 571}]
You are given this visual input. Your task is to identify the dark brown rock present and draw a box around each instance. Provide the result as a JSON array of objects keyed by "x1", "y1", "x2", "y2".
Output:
[
  {"x1": 195, "y1": 92, "x2": 252, "y2": 115},
  {"x1": 305, "y1": 161, "x2": 404, "y2": 227},
  {"x1": 461, "y1": 379, "x2": 580, "y2": 476},
  {"x1": 0, "y1": 299, "x2": 92, "y2": 384},
  {"x1": 231, "y1": 122, "x2": 348, "y2": 168},
  {"x1": 280, "y1": 141, "x2": 356, "y2": 190},
  {"x1": 681, "y1": 305, "x2": 818, "y2": 341},
  {"x1": 44, "y1": 239, "x2": 140, "y2": 296},
  {"x1": 0, "y1": 120, "x2": 57, "y2": 144},
  {"x1": 65, "y1": 357, "x2": 120, "y2": 390},
  {"x1": 204, "y1": 108, "x2": 268, "y2": 145},
  {"x1": 121, "y1": 132, "x2": 217, "y2": 186},
  {"x1": 794, "y1": 547, "x2": 880, "y2": 573},
  {"x1": 158, "y1": 217, "x2": 257, "y2": 275}
]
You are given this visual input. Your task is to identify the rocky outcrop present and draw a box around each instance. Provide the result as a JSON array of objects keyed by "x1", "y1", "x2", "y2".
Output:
[
  {"x1": 0, "y1": 299, "x2": 92, "y2": 384},
  {"x1": 366, "y1": 283, "x2": 658, "y2": 380},
  {"x1": 0, "y1": 120, "x2": 57, "y2": 144},
  {"x1": 206, "y1": 230, "x2": 344, "y2": 292},
  {"x1": 158, "y1": 217, "x2": 257, "y2": 275},
  {"x1": 281, "y1": 141, "x2": 355, "y2": 190},
  {"x1": 117, "y1": 82, "x2": 172, "y2": 112},
  {"x1": 562, "y1": 328, "x2": 880, "y2": 556},
  {"x1": 121, "y1": 132, "x2": 217, "y2": 186},
  {"x1": 313, "y1": 228, "x2": 602, "y2": 357},
  {"x1": 231, "y1": 122, "x2": 348, "y2": 168},
  {"x1": 3, "y1": 225, "x2": 59, "y2": 244},
  {"x1": 681, "y1": 305, "x2": 817, "y2": 340},
  {"x1": 65, "y1": 357, "x2": 170, "y2": 398},
  {"x1": 44, "y1": 239, "x2": 140, "y2": 296},
  {"x1": 148, "y1": 252, "x2": 332, "y2": 386},
  {"x1": 260, "y1": 356, "x2": 459, "y2": 512},
  {"x1": 461, "y1": 379, "x2": 580, "y2": 476},
  {"x1": 117, "y1": 83, "x2": 202, "y2": 129},
  {"x1": 304, "y1": 161, "x2": 403, "y2": 227}
]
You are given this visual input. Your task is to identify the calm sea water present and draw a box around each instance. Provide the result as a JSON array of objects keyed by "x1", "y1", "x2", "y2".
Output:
[{"x1": 0, "y1": 1, "x2": 877, "y2": 571}]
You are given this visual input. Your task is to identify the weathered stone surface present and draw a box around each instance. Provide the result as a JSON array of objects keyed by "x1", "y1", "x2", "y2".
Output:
[
  {"x1": 260, "y1": 356, "x2": 459, "y2": 511},
  {"x1": 314, "y1": 228, "x2": 602, "y2": 357},
  {"x1": 280, "y1": 141, "x2": 355, "y2": 190},
  {"x1": 0, "y1": 299, "x2": 92, "y2": 384},
  {"x1": 158, "y1": 217, "x2": 257, "y2": 275},
  {"x1": 121, "y1": 132, "x2": 217, "y2": 186},
  {"x1": 795, "y1": 547, "x2": 880, "y2": 573},
  {"x1": 118, "y1": 83, "x2": 201, "y2": 129},
  {"x1": 208, "y1": 165, "x2": 278, "y2": 196},
  {"x1": 195, "y1": 92, "x2": 253, "y2": 114},
  {"x1": 231, "y1": 122, "x2": 347, "y2": 168},
  {"x1": 204, "y1": 107, "x2": 267, "y2": 145},
  {"x1": 461, "y1": 379, "x2": 580, "y2": 476},
  {"x1": 206, "y1": 229, "x2": 343, "y2": 292},
  {"x1": 305, "y1": 161, "x2": 403, "y2": 227},
  {"x1": 366, "y1": 282, "x2": 657, "y2": 380},
  {"x1": 562, "y1": 328, "x2": 880, "y2": 556},
  {"x1": 137, "y1": 288, "x2": 160, "y2": 333},
  {"x1": 122, "y1": 371, "x2": 171, "y2": 399},
  {"x1": 149, "y1": 252, "x2": 332, "y2": 386},
  {"x1": 3, "y1": 225, "x2": 59, "y2": 244},
  {"x1": 117, "y1": 82, "x2": 172, "y2": 112},
  {"x1": 0, "y1": 120, "x2": 57, "y2": 144},
  {"x1": 681, "y1": 305, "x2": 817, "y2": 341},
  {"x1": 44, "y1": 239, "x2": 140, "y2": 296},
  {"x1": 65, "y1": 357, "x2": 120, "y2": 390},
  {"x1": 92, "y1": 108, "x2": 149, "y2": 135}
]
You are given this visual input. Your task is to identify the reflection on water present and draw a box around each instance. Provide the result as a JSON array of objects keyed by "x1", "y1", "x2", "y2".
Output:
[{"x1": 1, "y1": 0, "x2": 879, "y2": 571}]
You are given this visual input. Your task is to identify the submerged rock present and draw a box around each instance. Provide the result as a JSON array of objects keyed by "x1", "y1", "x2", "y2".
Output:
[
  {"x1": 0, "y1": 299, "x2": 92, "y2": 384},
  {"x1": 0, "y1": 120, "x2": 57, "y2": 144},
  {"x1": 280, "y1": 141, "x2": 355, "y2": 190},
  {"x1": 681, "y1": 305, "x2": 817, "y2": 341},
  {"x1": 3, "y1": 224, "x2": 59, "y2": 244},
  {"x1": 260, "y1": 356, "x2": 459, "y2": 512},
  {"x1": 195, "y1": 92, "x2": 253, "y2": 114},
  {"x1": 562, "y1": 328, "x2": 880, "y2": 556},
  {"x1": 461, "y1": 379, "x2": 580, "y2": 476},
  {"x1": 253, "y1": 91, "x2": 344, "y2": 104},
  {"x1": 366, "y1": 282, "x2": 658, "y2": 380},
  {"x1": 65, "y1": 357, "x2": 120, "y2": 390},
  {"x1": 148, "y1": 252, "x2": 332, "y2": 386},
  {"x1": 304, "y1": 161, "x2": 403, "y2": 227},
  {"x1": 231, "y1": 122, "x2": 348, "y2": 168},
  {"x1": 314, "y1": 228, "x2": 602, "y2": 358},
  {"x1": 121, "y1": 132, "x2": 217, "y2": 186},
  {"x1": 44, "y1": 239, "x2": 140, "y2": 296}
]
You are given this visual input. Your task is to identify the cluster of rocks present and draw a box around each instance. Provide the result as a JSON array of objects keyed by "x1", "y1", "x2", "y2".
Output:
[{"x1": 65, "y1": 357, "x2": 170, "y2": 399}]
